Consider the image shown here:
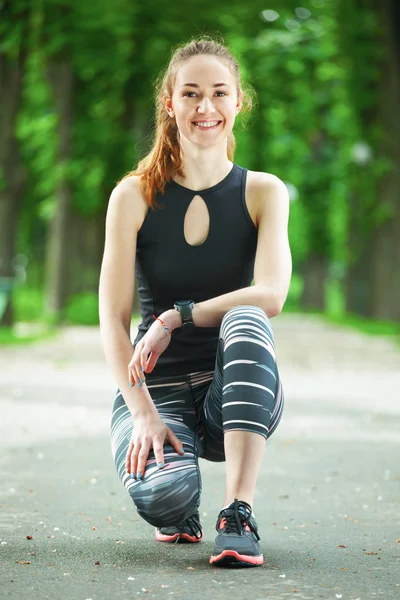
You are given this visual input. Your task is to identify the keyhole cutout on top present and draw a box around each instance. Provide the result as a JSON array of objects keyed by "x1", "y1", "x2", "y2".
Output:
[{"x1": 183, "y1": 195, "x2": 210, "y2": 246}]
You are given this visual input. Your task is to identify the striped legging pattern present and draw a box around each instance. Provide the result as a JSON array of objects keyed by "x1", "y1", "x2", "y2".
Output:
[{"x1": 110, "y1": 305, "x2": 284, "y2": 528}]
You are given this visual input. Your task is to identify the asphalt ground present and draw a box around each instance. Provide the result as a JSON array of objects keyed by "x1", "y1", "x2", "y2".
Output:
[{"x1": 1, "y1": 314, "x2": 399, "y2": 599}]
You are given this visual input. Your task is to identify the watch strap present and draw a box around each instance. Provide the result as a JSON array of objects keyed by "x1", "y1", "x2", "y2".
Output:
[{"x1": 174, "y1": 300, "x2": 195, "y2": 330}]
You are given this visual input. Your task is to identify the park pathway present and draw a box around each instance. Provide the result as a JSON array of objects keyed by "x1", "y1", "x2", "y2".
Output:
[{"x1": 0, "y1": 313, "x2": 399, "y2": 599}]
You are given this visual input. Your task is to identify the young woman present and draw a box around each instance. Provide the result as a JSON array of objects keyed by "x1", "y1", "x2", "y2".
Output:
[{"x1": 99, "y1": 36, "x2": 292, "y2": 568}]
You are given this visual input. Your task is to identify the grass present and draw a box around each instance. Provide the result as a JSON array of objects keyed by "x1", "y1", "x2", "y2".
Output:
[
  {"x1": 282, "y1": 305, "x2": 400, "y2": 347},
  {"x1": 0, "y1": 324, "x2": 59, "y2": 346},
  {"x1": 326, "y1": 312, "x2": 400, "y2": 337}
]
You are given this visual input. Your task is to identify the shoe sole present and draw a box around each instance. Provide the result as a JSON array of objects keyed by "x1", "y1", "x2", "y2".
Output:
[
  {"x1": 155, "y1": 528, "x2": 203, "y2": 543},
  {"x1": 209, "y1": 550, "x2": 263, "y2": 567}
]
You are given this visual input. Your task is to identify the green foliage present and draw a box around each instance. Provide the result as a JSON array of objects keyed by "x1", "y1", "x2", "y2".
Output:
[
  {"x1": 65, "y1": 292, "x2": 99, "y2": 325},
  {"x1": 235, "y1": 2, "x2": 354, "y2": 278},
  {"x1": 3, "y1": 0, "x2": 398, "y2": 329},
  {"x1": 327, "y1": 313, "x2": 400, "y2": 339},
  {"x1": 284, "y1": 273, "x2": 303, "y2": 310},
  {"x1": 0, "y1": 167, "x2": 6, "y2": 192},
  {"x1": 0, "y1": 325, "x2": 58, "y2": 346},
  {"x1": 325, "y1": 278, "x2": 346, "y2": 319},
  {"x1": 13, "y1": 286, "x2": 45, "y2": 321}
]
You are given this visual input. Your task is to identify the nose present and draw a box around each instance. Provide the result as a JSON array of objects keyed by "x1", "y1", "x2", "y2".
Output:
[{"x1": 197, "y1": 96, "x2": 216, "y2": 115}]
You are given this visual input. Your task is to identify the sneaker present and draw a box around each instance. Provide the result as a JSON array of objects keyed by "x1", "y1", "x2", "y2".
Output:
[
  {"x1": 209, "y1": 498, "x2": 263, "y2": 567},
  {"x1": 155, "y1": 511, "x2": 203, "y2": 543}
]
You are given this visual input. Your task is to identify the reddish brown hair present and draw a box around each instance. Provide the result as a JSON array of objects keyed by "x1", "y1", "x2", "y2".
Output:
[{"x1": 116, "y1": 35, "x2": 256, "y2": 209}]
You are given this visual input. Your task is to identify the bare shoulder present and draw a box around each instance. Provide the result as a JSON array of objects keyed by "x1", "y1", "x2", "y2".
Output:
[
  {"x1": 247, "y1": 169, "x2": 287, "y2": 194},
  {"x1": 246, "y1": 170, "x2": 289, "y2": 226},
  {"x1": 108, "y1": 174, "x2": 149, "y2": 233}
]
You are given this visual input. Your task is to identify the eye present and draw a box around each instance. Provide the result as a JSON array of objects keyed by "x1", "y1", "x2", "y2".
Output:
[{"x1": 182, "y1": 91, "x2": 227, "y2": 97}]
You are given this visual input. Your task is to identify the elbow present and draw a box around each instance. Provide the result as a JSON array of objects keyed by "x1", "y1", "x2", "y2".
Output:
[
  {"x1": 272, "y1": 291, "x2": 287, "y2": 316},
  {"x1": 260, "y1": 287, "x2": 285, "y2": 318},
  {"x1": 268, "y1": 303, "x2": 282, "y2": 318}
]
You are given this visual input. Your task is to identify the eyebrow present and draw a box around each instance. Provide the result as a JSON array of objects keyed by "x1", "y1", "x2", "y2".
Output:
[{"x1": 180, "y1": 83, "x2": 230, "y2": 88}]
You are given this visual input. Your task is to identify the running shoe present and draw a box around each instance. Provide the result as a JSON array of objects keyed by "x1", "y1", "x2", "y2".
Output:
[
  {"x1": 155, "y1": 511, "x2": 203, "y2": 543},
  {"x1": 209, "y1": 498, "x2": 263, "y2": 567}
]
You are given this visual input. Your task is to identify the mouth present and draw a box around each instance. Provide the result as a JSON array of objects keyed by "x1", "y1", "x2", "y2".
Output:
[{"x1": 192, "y1": 120, "x2": 223, "y2": 131}]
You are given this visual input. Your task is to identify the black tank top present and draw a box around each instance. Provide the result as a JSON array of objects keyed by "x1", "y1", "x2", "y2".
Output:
[{"x1": 133, "y1": 162, "x2": 258, "y2": 377}]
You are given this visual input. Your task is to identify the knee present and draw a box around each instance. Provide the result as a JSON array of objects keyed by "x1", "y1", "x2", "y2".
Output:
[
  {"x1": 128, "y1": 459, "x2": 201, "y2": 528},
  {"x1": 221, "y1": 305, "x2": 273, "y2": 337}
]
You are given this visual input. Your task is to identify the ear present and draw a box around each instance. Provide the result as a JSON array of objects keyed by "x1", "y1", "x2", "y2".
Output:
[
  {"x1": 236, "y1": 90, "x2": 244, "y2": 114},
  {"x1": 163, "y1": 95, "x2": 174, "y2": 117}
]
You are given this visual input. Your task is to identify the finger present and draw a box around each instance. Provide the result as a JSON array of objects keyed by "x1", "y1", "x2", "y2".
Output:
[
  {"x1": 136, "y1": 441, "x2": 151, "y2": 480},
  {"x1": 145, "y1": 351, "x2": 160, "y2": 374},
  {"x1": 125, "y1": 441, "x2": 134, "y2": 474},
  {"x1": 128, "y1": 366, "x2": 136, "y2": 387},
  {"x1": 139, "y1": 349, "x2": 149, "y2": 382},
  {"x1": 128, "y1": 359, "x2": 138, "y2": 386},
  {"x1": 135, "y1": 348, "x2": 148, "y2": 385},
  {"x1": 152, "y1": 435, "x2": 165, "y2": 469},
  {"x1": 130, "y1": 347, "x2": 145, "y2": 386},
  {"x1": 130, "y1": 443, "x2": 141, "y2": 479},
  {"x1": 167, "y1": 429, "x2": 185, "y2": 455},
  {"x1": 129, "y1": 344, "x2": 143, "y2": 385}
]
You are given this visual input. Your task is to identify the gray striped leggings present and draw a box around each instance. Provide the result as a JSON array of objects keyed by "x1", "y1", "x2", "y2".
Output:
[{"x1": 110, "y1": 305, "x2": 284, "y2": 528}]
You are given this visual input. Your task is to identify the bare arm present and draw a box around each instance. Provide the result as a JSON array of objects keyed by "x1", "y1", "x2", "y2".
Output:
[{"x1": 98, "y1": 178, "x2": 158, "y2": 420}]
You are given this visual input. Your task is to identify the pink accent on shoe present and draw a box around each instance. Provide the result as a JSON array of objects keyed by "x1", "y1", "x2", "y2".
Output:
[
  {"x1": 209, "y1": 549, "x2": 263, "y2": 566},
  {"x1": 218, "y1": 517, "x2": 227, "y2": 530},
  {"x1": 154, "y1": 527, "x2": 203, "y2": 543},
  {"x1": 218, "y1": 517, "x2": 251, "y2": 532}
]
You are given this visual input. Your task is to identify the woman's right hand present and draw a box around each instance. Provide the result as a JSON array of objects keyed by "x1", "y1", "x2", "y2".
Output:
[{"x1": 126, "y1": 412, "x2": 185, "y2": 479}]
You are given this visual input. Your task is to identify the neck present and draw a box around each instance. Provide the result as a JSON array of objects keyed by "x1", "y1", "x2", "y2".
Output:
[{"x1": 172, "y1": 157, "x2": 233, "y2": 191}]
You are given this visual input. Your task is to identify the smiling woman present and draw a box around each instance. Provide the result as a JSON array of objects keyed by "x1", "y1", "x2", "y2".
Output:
[
  {"x1": 184, "y1": 85, "x2": 226, "y2": 129},
  {"x1": 115, "y1": 37, "x2": 255, "y2": 200},
  {"x1": 192, "y1": 120, "x2": 222, "y2": 130},
  {"x1": 164, "y1": 58, "x2": 242, "y2": 184},
  {"x1": 99, "y1": 35, "x2": 291, "y2": 569}
]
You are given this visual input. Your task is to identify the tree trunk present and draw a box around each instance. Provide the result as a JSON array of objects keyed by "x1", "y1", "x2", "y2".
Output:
[
  {"x1": 345, "y1": 191, "x2": 372, "y2": 316},
  {"x1": 300, "y1": 255, "x2": 328, "y2": 311},
  {"x1": 342, "y1": 0, "x2": 400, "y2": 321},
  {"x1": 44, "y1": 57, "x2": 74, "y2": 322},
  {"x1": 367, "y1": 0, "x2": 400, "y2": 320},
  {"x1": 0, "y1": 49, "x2": 28, "y2": 326},
  {"x1": 67, "y1": 207, "x2": 107, "y2": 297},
  {"x1": 130, "y1": 98, "x2": 153, "y2": 314}
]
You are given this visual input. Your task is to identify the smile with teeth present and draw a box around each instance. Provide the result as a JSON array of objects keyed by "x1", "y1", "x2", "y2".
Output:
[{"x1": 193, "y1": 120, "x2": 222, "y2": 129}]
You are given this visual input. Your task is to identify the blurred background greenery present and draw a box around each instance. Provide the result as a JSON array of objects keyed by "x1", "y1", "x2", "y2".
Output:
[{"x1": 1, "y1": 0, "x2": 399, "y2": 344}]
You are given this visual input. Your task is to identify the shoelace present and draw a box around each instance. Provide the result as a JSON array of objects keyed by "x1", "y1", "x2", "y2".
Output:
[
  {"x1": 219, "y1": 498, "x2": 260, "y2": 541},
  {"x1": 174, "y1": 512, "x2": 202, "y2": 543}
]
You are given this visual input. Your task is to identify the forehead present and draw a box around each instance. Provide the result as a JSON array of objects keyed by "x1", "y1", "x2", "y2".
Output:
[{"x1": 174, "y1": 55, "x2": 234, "y2": 87}]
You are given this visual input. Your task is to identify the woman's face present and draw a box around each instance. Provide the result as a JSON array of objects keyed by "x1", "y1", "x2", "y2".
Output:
[{"x1": 166, "y1": 55, "x2": 242, "y2": 147}]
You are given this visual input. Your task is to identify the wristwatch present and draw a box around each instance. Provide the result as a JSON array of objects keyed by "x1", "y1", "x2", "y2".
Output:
[{"x1": 174, "y1": 300, "x2": 195, "y2": 332}]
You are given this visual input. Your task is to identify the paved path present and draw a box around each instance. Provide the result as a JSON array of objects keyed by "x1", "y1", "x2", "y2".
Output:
[{"x1": 0, "y1": 314, "x2": 399, "y2": 599}]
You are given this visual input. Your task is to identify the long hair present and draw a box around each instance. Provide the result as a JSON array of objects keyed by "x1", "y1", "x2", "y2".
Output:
[{"x1": 117, "y1": 34, "x2": 255, "y2": 209}]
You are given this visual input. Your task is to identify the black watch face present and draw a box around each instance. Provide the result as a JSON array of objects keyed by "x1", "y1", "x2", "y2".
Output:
[{"x1": 175, "y1": 300, "x2": 194, "y2": 332}]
